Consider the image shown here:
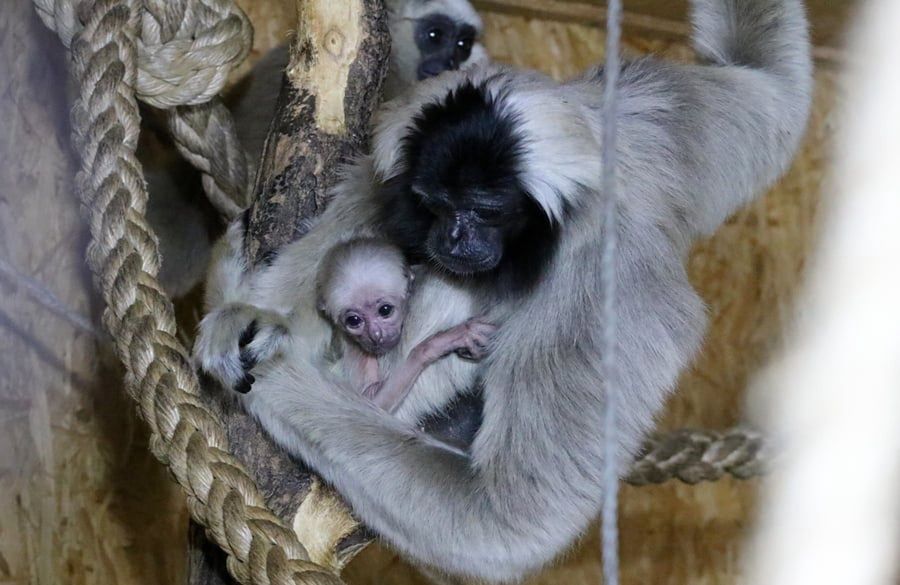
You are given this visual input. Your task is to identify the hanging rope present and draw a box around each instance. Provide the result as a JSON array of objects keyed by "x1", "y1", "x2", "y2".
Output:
[
  {"x1": 599, "y1": 0, "x2": 624, "y2": 583},
  {"x1": 164, "y1": 99, "x2": 252, "y2": 218},
  {"x1": 34, "y1": 0, "x2": 253, "y2": 219},
  {"x1": 32, "y1": 0, "x2": 341, "y2": 583}
]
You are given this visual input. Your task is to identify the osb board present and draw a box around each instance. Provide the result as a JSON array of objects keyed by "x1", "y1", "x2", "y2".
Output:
[
  {"x1": 0, "y1": 2, "x2": 841, "y2": 585},
  {"x1": 474, "y1": 0, "x2": 858, "y2": 51}
]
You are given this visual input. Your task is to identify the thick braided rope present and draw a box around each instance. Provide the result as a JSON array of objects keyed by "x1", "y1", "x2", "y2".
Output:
[
  {"x1": 137, "y1": 0, "x2": 252, "y2": 107},
  {"x1": 35, "y1": 0, "x2": 252, "y2": 219},
  {"x1": 59, "y1": 1, "x2": 343, "y2": 584},
  {"x1": 141, "y1": 0, "x2": 254, "y2": 217},
  {"x1": 34, "y1": 0, "x2": 250, "y2": 107},
  {"x1": 165, "y1": 99, "x2": 251, "y2": 218},
  {"x1": 626, "y1": 428, "x2": 769, "y2": 486}
]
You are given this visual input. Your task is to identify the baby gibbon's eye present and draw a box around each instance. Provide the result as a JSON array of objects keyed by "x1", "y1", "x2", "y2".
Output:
[
  {"x1": 345, "y1": 314, "x2": 363, "y2": 329},
  {"x1": 378, "y1": 304, "x2": 394, "y2": 318}
]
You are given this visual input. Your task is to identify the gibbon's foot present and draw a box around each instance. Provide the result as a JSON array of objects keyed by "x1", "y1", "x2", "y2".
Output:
[{"x1": 194, "y1": 303, "x2": 290, "y2": 393}]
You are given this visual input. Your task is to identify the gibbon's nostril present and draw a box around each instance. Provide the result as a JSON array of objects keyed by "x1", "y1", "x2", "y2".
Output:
[{"x1": 449, "y1": 239, "x2": 470, "y2": 259}]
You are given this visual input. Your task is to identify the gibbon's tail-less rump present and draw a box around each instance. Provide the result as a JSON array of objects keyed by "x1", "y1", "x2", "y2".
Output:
[{"x1": 194, "y1": 0, "x2": 812, "y2": 581}]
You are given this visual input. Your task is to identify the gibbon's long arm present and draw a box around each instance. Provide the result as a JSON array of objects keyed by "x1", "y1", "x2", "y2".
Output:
[
  {"x1": 611, "y1": 0, "x2": 813, "y2": 241},
  {"x1": 366, "y1": 318, "x2": 495, "y2": 412},
  {"x1": 200, "y1": 0, "x2": 812, "y2": 581}
]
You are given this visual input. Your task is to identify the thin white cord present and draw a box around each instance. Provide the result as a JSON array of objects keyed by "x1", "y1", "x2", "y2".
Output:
[{"x1": 600, "y1": 1, "x2": 623, "y2": 584}]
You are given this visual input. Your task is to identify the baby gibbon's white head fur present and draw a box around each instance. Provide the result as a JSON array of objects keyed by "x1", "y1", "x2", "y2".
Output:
[{"x1": 316, "y1": 239, "x2": 413, "y2": 355}]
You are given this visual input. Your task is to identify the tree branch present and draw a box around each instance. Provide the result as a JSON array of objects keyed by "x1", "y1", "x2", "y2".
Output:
[
  {"x1": 190, "y1": 1, "x2": 390, "y2": 583},
  {"x1": 245, "y1": 0, "x2": 390, "y2": 262}
]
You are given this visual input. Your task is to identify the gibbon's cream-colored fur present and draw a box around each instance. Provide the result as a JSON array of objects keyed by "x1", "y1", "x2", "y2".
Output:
[{"x1": 195, "y1": 0, "x2": 812, "y2": 580}]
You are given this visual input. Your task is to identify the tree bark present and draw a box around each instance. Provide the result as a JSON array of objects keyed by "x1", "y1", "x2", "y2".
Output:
[
  {"x1": 244, "y1": 0, "x2": 391, "y2": 262},
  {"x1": 188, "y1": 1, "x2": 390, "y2": 583}
]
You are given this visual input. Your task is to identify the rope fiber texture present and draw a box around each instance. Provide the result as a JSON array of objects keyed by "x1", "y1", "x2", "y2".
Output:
[
  {"x1": 33, "y1": 0, "x2": 342, "y2": 583},
  {"x1": 165, "y1": 99, "x2": 252, "y2": 218},
  {"x1": 35, "y1": 0, "x2": 253, "y2": 219},
  {"x1": 627, "y1": 428, "x2": 769, "y2": 485}
]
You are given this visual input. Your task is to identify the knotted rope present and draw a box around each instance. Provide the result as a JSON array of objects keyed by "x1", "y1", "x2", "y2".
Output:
[
  {"x1": 35, "y1": 0, "x2": 251, "y2": 106},
  {"x1": 33, "y1": 0, "x2": 340, "y2": 583},
  {"x1": 35, "y1": 0, "x2": 252, "y2": 218}
]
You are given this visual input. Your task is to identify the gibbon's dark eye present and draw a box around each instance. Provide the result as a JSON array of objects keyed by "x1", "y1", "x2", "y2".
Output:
[
  {"x1": 345, "y1": 314, "x2": 363, "y2": 329},
  {"x1": 427, "y1": 28, "x2": 443, "y2": 44},
  {"x1": 457, "y1": 37, "x2": 473, "y2": 52},
  {"x1": 378, "y1": 304, "x2": 394, "y2": 318}
]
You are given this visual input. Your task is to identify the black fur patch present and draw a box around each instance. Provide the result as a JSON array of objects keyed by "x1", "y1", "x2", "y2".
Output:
[
  {"x1": 236, "y1": 319, "x2": 259, "y2": 393},
  {"x1": 238, "y1": 319, "x2": 258, "y2": 349},
  {"x1": 378, "y1": 81, "x2": 559, "y2": 297},
  {"x1": 234, "y1": 373, "x2": 255, "y2": 394},
  {"x1": 418, "y1": 388, "x2": 484, "y2": 451},
  {"x1": 240, "y1": 207, "x2": 252, "y2": 235},
  {"x1": 407, "y1": 81, "x2": 525, "y2": 195}
]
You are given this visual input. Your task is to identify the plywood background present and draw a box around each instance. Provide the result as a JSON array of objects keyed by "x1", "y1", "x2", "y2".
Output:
[{"x1": 0, "y1": 1, "x2": 843, "y2": 584}]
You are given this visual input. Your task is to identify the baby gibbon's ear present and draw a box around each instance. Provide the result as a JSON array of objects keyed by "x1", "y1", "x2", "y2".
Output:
[{"x1": 315, "y1": 295, "x2": 328, "y2": 316}]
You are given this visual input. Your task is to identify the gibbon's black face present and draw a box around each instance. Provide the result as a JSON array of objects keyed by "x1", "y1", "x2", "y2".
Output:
[
  {"x1": 414, "y1": 14, "x2": 477, "y2": 80},
  {"x1": 380, "y1": 82, "x2": 558, "y2": 292}
]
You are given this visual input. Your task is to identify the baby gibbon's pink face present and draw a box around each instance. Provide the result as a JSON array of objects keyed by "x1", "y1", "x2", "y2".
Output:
[
  {"x1": 318, "y1": 239, "x2": 413, "y2": 356},
  {"x1": 338, "y1": 288, "x2": 407, "y2": 355}
]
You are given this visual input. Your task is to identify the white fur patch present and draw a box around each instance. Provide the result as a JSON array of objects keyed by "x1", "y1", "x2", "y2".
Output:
[{"x1": 317, "y1": 239, "x2": 409, "y2": 318}]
